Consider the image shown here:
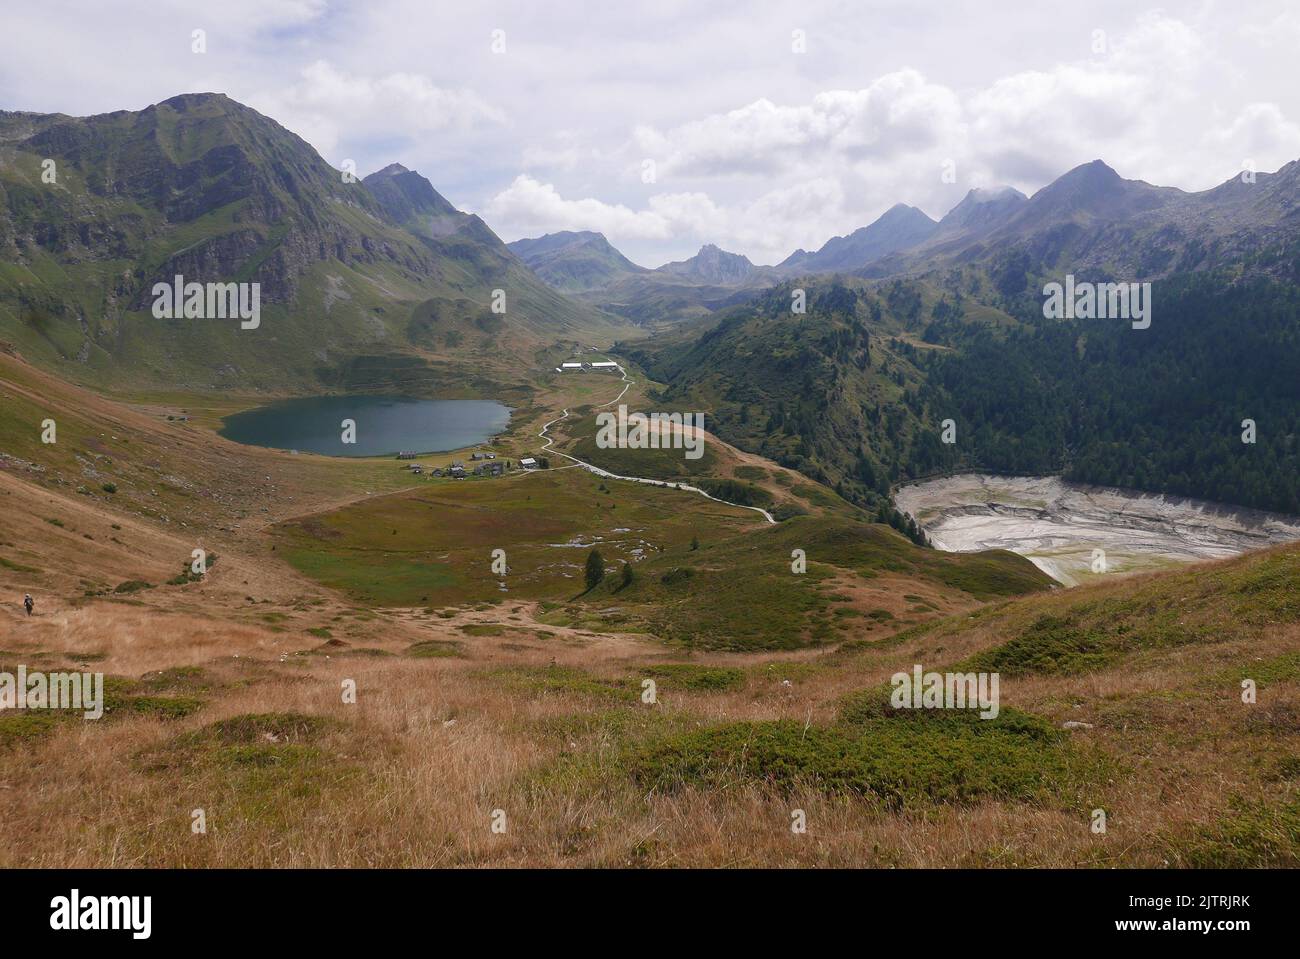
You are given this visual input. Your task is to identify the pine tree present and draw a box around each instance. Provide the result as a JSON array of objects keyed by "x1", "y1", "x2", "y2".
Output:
[{"x1": 584, "y1": 549, "x2": 605, "y2": 592}]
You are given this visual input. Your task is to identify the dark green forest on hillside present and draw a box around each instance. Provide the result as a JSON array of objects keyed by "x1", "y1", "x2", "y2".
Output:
[
  {"x1": 635, "y1": 271, "x2": 1300, "y2": 517},
  {"x1": 923, "y1": 272, "x2": 1300, "y2": 513},
  {"x1": 626, "y1": 282, "x2": 935, "y2": 512}
]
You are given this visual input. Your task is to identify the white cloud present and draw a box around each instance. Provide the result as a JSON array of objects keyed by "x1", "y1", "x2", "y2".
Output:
[
  {"x1": 1203, "y1": 103, "x2": 1300, "y2": 175},
  {"x1": 485, "y1": 175, "x2": 674, "y2": 242},
  {"x1": 493, "y1": 7, "x2": 1300, "y2": 264},
  {"x1": 250, "y1": 61, "x2": 506, "y2": 162},
  {"x1": 3, "y1": 1, "x2": 1299, "y2": 265},
  {"x1": 634, "y1": 70, "x2": 962, "y2": 179},
  {"x1": 966, "y1": 13, "x2": 1210, "y2": 187}
]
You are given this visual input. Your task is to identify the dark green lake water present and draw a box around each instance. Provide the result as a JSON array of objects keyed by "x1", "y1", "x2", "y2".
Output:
[{"x1": 219, "y1": 395, "x2": 511, "y2": 457}]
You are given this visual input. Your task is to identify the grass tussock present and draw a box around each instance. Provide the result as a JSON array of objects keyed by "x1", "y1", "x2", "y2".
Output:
[
  {"x1": 483, "y1": 665, "x2": 633, "y2": 703},
  {"x1": 622, "y1": 704, "x2": 1091, "y2": 809},
  {"x1": 638, "y1": 664, "x2": 745, "y2": 691},
  {"x1": 408, "y1": 639, "x2": 467, "y2": 659},
  {"x1": 141, "y1": 712, "x2": 337, "y2": 773}
]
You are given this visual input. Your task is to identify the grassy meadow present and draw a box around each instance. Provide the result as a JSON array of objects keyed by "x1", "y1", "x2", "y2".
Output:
[{"x1": 1, "y1": 349, "x2": 1298, "y2": 868}]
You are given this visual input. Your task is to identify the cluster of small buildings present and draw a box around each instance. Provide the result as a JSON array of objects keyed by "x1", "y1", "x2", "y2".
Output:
[
  {"x1": 555, "y1": 360, "x2": 620, "y2": 373},
  {"x1": 400, "y1": 449, "x2": 506, "y2": 479},
  {"x1": 449, "y1": 459, "x2": 505, "y2": 478}
]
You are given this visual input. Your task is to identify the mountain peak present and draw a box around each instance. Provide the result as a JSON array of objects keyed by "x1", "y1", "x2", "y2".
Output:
[
  {"x1": 882, "y1": 202, "x2": 922, "y2": 217},
  {"x1": 780, "y1": 204, "x2": 937, "y2": 273},
  {"x1": 1063, "y1": 158, "x2": 1122, "y2": 184},
  {"x1": 147, "y1": 92, "x2": 260, "y2": 121},
  {"x1": 361, "y1": 162, "x2": 461, "y2": 229},
  {"x1": 156, "y1": 91, "x2": 237, "y2": 109},
  {"x1": 368, "y1": 162, "x2": 411, "y2": 179},
  {"x1": 509, "y1": 230, "x2": 617, "y2": 255},
  {"x1": 658, "y1": 243, "x2": 754, "y2": 283},
  {"x1": 1019, "y1": 158, "x2": 1173, "y2": 225},
  {"x1": 934, "y1": 185, "x2": 1029, "y2": 238},
  {"x1": 966, "y1": 185, "x2": 1026, "y2": 203},
  {"x1": 507, "y1": 230, "x2": 647, "y2": 292}
]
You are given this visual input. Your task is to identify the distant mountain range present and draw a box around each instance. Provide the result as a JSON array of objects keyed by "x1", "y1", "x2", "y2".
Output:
[
  {"x1": 870, "y1": 158, "x2": 1300, "y2": 281},
  {"x1": 511, "y1": 157, "x2": 1300, "y2": 326},
  {"x1": 507, "y1": 234, "x2": 769, "y2": 325},
  {"x1": 4, "y1": 88, "x2": 1299, "y2": 419},
  {"x1": 621, "y1": 151, "x2": 1300, "y2": 516},
  {"x1": 0, "y1": 93, "x2": 629, "y2": 391}
]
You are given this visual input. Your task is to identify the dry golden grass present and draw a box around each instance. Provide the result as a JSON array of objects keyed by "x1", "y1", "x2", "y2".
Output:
[
  {"x1": 3, "y1": 351, "x2": 1298, "y2": 869},
  {"x1": 2, "y1": 550, "x2": 1296, "y2": 868}
]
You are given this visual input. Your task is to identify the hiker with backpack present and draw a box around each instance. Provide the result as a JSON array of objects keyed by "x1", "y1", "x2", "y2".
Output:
[{"x1": 23, "y1": 594, "x2": 33, "y2": 616}]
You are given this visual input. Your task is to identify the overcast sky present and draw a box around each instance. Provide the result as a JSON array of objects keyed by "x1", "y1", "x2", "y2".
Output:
[{"x1": 3, "y1": 0, "x2": 1300, "y2": 266}]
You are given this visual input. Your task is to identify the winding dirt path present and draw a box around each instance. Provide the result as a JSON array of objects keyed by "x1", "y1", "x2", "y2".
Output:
[{"x1": 535, "y1": 360, "x2": 776, "y2": 525}]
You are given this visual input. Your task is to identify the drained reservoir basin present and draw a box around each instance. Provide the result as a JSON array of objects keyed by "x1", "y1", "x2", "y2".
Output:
[{"x1": 895, "y1": 473, "x2": 1300, "y2": 586}]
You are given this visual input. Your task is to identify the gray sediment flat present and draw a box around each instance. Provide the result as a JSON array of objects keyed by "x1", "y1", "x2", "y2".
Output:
[{"x1": 895, "y1": 473, "x2": 1300, "y2": 586}]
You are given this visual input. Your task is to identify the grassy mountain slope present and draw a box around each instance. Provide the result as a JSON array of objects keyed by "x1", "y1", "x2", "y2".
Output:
[
  {"x1": 625, "y1": 276, "x2": 1003, "y2": 508},
  {"x1": 0, "y1": 93, "x2": 632, "y2": 394},
  {"x1": 631, "y1": 252, "x2": 1300, "y2": 517}
]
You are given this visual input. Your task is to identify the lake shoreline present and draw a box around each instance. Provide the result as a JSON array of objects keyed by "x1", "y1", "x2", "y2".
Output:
[{"x1": 219, "y1": 394, "x2": 512, "y2": 458}]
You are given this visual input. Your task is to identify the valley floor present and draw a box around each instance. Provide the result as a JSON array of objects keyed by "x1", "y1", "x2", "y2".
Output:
[{"x1": 1, "y1": 352, "x2": 1298, "y2": 868}]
